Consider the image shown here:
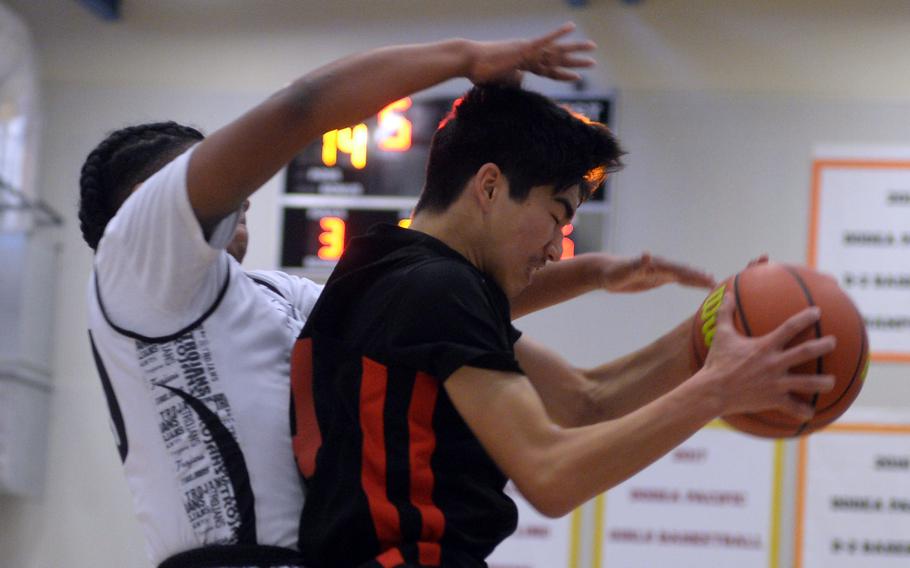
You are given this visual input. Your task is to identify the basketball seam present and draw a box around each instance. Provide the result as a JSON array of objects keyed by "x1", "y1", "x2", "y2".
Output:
[
  {"x1": 729, "y1": 275, "x2": 798, "y2": 435},
  {"x1": 732, "y1": 268, "x2": 805, "y2": 437},
  {"x1": 785, "y1": 268, "x2": 867, "y2": 431},
  {"x1": 818, "y1": 324, "x2": 867, "y2": 417},
  {"x1": 781, "y1": 266, "x2": 822, "y2": 436},
  {"x1": 730, "y1": 275, "x2": 788, "y2": 432},
  {"x1": 733, "y1": 274, "x2": 752, "y2": 337}
]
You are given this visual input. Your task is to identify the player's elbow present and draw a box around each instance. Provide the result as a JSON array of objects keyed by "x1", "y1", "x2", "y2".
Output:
[
  {"x1": 511, "y1": 453, "x2": 581, "y2": 518},
  {"x1": 517, "y1": 478, "x2": 578, "y2": 519},
  {"x1": 533, "y1": 496, "x2": 577, "y2": 519}
]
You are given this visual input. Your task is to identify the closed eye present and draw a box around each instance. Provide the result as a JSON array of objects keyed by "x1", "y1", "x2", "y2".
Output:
[{"x1": 553, "y1": 196, "x2": 576, "y2": 225}]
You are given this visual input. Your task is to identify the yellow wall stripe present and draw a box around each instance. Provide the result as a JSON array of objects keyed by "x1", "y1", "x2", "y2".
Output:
[
  {"x1": 768, "y1": 440, "x2": 784, "y2": 568},
  {"x1": 569, "y1": 507, "x2": 582, "y2": 568},
  {"x1": 591, "y1": 494, "x2": 605, "y2": 568}
]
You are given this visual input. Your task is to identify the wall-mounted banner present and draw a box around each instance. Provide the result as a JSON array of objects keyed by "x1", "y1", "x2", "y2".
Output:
[
  {"x1": 597, "y1": 424, "x2": 783, "y2": 568},
  {"x1": 809, "y1": 147, "x2": 910, "y2": 362},
  {"x1": 795, "y1": 409, "x2": 910, "y2": 568},
  {"x1": 487, "y1": 482, "x2": 582, "y2": 568}
]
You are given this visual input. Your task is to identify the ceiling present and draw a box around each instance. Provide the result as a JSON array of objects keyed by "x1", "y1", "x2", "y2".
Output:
[{"x1": 4, "y1": 0, "x2": 910, "y2": 100}]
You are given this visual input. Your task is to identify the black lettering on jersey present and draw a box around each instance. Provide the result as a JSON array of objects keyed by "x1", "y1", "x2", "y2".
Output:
[{"x1": 160, "y1": 384, "x2": 257, "y2": 545}]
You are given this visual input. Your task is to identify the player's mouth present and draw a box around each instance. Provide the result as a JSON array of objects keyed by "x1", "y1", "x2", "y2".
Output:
[{"x1": 526, "y1": 259, "x2": 546, "y2": 280}]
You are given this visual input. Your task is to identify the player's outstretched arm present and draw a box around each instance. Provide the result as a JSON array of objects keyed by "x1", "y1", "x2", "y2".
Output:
[
  {"x1": 510, "y1": 252, "x2": 715, "y2": 319},
  {"x1": 186, "y1": 23, "x2": 595, "y2": 232},
  {"x1": 447, "y1": 295, "x2": 836, "y2": 517},
  {"x1": 514, "y1": 318, "x2": 694, "y2": 426}
]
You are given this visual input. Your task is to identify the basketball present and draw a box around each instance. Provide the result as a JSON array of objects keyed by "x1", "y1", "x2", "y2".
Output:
[{"x1": 691, "y1": 262, "x2": 869, "y2": 438}]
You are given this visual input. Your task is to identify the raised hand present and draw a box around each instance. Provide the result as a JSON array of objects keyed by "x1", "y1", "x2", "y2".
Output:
[
  {"x1": 465, "y1": 22, "x2": 596, "y2": 86},
  {"x1": 598, "y1": 252, "x2": 716, "y2": 293}
]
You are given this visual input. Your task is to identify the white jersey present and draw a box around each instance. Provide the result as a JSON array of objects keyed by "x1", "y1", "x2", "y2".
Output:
[{"x1": 87, "y1": 147, "x2": 322, "y2": 567}]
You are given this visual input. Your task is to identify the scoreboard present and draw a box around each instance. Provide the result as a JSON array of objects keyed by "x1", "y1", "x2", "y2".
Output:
[{"x1": 280, "y1": 96, "x2": 612, "y2": 272}]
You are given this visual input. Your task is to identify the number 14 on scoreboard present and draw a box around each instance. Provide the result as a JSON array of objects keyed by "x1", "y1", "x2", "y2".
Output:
[{"x1": 321, "y1": 97, "x2": 413, "y2": 170}]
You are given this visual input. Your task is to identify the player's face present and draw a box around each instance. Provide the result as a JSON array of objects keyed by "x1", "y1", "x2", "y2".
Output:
[{"x1": 487, "y1": 184, "x2": 580, "y2": 298}]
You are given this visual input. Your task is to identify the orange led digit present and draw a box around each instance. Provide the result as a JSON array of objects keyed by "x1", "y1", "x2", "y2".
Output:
[
  {"x1": 336, "y1": 124, "x2": 368, "y2": 169},
  {"x1": 561, "y1": 223, "x2": 575, "y2": 260},
  {"x1": 317, "y1": 217, "x2": 346, "y2": 260},
  {"x1": 322, "y1": 130, "x2": 338, "y2": 167},
  {"x1": 378, "y1": 97, "x2": 413, "y2": 152},
  {"x1": 322, "y1": 124, "x2": 368, "y2": 169}
]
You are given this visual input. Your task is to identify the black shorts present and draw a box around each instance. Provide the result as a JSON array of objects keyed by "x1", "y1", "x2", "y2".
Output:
[{"x1": 157, "y1": 544, "x2": 306, "y2": 568}]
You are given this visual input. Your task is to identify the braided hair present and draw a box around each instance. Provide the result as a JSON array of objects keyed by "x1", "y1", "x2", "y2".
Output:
[{"x1": 79, "y1": 121, "x2": 205, "y2": 250}]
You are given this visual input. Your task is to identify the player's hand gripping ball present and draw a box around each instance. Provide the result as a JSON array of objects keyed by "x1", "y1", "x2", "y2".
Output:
[{"x1": 691, "y1": 262, "x2": 869, "y2": 438}]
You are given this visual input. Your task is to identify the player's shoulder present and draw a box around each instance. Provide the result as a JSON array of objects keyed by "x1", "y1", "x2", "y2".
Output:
[
  {"x1": 399, "y1": 254, "x2": 485, "y2": 291},
  {"x1": 387, "y1": 255, "x2": 494, "y2": 314},
  {"x1": 97, "y1": 146, "x2": 197, "y2": 252},
  {"x1": 246, "y1": 269, "x2": 323, "y2": 307}
]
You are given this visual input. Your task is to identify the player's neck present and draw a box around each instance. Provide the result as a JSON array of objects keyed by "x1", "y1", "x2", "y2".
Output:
[{"x1": 410, "y1": 210, "x2": 484, "y2": 270}]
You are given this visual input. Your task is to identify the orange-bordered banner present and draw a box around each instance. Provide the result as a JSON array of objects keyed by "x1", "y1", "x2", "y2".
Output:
[
  {"x1": 794, "y1": 420, "x2": 910, "y2": 568},
  {"x1": 808, "y1": 159, "x2": 910, "y2": 363}
]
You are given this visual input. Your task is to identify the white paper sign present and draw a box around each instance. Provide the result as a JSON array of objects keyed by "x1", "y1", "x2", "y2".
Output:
[
  {"x1": 810, "y1": 159, "x2": 910, "y2": 360},
  {"x1": 796, "y1": 422, "x2": 910, "y2": 567},
  {"x1": 599, "y1": 426, "x2": 780, "y2": 568},
  {"x1": 487, "y1": 482, "x2": 578, "y2": 568}
]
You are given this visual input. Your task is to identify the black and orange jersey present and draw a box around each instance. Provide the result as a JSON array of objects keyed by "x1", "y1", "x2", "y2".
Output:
[{"x1": 291, "y1": 224, "x2": 523, "y2": 568}]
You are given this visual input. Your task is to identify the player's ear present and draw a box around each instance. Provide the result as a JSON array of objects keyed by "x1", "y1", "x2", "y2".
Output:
[{"x1": 473, "y1": 163, "x2": 504, "y2": 208}]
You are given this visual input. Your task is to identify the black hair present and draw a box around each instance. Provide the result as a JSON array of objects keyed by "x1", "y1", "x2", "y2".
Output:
[
  {"x1": 78, "y1": 121, "x2": 205, "y2": 250},
  {"x1": 414, "y1": 85, "x2": 625, "y2": 214}
]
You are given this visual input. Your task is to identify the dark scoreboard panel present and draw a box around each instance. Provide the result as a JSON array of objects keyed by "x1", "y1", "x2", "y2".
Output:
[
  {"x1": 280, "y1": 96, "x2": 611, "y2": 270},
  {"x1": 285, "y1": 98, "x2": 452, "y2": 198},
  {"x1": 281, "y1": 208, "x2": 409, "y2": 268}
]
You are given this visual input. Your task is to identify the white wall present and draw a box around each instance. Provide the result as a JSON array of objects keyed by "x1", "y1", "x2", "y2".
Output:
[{"x1": 1, "y1": 1, "x2": 908, "y2": 566}]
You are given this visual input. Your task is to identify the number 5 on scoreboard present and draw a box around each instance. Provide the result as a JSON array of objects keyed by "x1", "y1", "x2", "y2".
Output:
[{"x1": 378, "y1": 97, "x2": 413, "y2": 152}]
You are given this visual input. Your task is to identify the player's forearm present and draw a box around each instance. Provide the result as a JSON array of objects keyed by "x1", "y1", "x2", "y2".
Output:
[
  {"x1": 284, "y1": 40, "x2": 473, "y2": 136},
  {"x1": 576, "y1": 317, "x2": 694, "y2": 422},
  {"x1": 446, "y1": 364, "x2": 722, "y2": 518},
  {"x1": 517, "y1": 375, "x2": 721, "y2": 517},
  {"x1": 510, "y1": 254, "x2": 607, "y2": 319},
  {"x1": 188, "y1": 39, "x2": 477, "y2": 226}
]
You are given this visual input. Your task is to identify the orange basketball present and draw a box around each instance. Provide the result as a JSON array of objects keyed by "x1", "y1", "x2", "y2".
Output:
[{"x1": 691, "y1": 262, "x2": 869, "y2": 438}]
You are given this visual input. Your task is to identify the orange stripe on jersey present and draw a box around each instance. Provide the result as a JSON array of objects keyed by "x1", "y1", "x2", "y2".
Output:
[
  {"x1": 290, "y1": 338, "x2": 321, "y2": 478},
  {"x1": 375, "y1": 547, "x2": 405, "y2": 568},
  {"x1": 360, "y1": 357, "x2": 402, "y2": 548},
  {"x1": 417, "y1": 541, "x2": 442, "y2": 566},
  {"x1": 408, "y1": 372, "x2": 445, "y2": 546}
]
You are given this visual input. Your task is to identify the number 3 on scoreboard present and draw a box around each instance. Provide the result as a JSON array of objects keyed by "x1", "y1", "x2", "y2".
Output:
[{"x1": 317, "y1": 217, "x2": 346, "y2": 260}]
